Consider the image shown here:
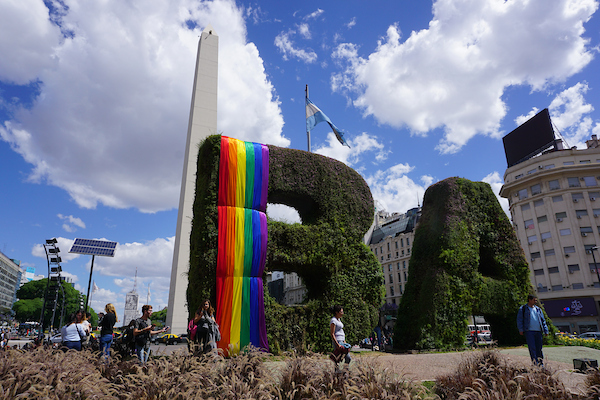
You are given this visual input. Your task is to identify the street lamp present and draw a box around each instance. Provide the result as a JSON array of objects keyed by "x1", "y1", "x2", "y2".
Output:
[{"x1": 590, "y1": 246, "x2": 600, "y2": 288}]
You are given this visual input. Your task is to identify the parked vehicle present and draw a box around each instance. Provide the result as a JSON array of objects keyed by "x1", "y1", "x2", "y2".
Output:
[
  {"x1": 155, "y1": 333, "x2": 186, "y2": 345},
  {"x1": 578, "y1": 332, "x2": 600, "y2": 340}
]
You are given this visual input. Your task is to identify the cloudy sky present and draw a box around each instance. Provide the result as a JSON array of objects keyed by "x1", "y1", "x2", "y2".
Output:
[{"x1": 1, "y1": 0, "x2": 599, "y2": 327}]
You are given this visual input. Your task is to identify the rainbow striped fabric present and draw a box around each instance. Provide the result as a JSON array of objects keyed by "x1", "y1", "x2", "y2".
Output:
[{"x1": 215, "y1": 136, "x2": 269, "y2": 354}]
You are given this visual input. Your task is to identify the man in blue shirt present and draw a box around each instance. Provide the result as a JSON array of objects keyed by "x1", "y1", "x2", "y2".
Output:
[{"x1": 516, "y1": 295, "x2": 549, "y2": 366}]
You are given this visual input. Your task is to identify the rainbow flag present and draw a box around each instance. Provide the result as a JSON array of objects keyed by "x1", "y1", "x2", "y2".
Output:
[{"x1": 216, "y1": 136, "x2": 269, "y2": 354}]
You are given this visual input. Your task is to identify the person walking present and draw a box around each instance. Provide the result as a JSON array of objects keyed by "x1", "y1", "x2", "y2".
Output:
[
  {"x1": 329, "y1": 305, "x2": 351, "y2": 365},
  {"x1": 61, "y1": 312, "x2": 86, "y2": 351},
  {"x1": 133, "y1": 305, "x2": 169, "y2": 364},
  {"x1": 517, "y1": 294, "x2": 549, "y2": 366},
  {"x1": 99, "y1": 303, "x2": 117, "y2": 356}
]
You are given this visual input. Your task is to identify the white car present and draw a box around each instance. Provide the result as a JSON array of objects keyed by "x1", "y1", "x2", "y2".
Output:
[
  {"x1": 578, "y1": 332, "x2": 600, "y2": 340},
  {"x1": 48, "y1": 333, "x2": 62, "y2": 344}
]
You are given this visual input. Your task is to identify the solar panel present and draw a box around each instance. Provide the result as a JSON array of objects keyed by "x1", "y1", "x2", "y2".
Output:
[{"x1": 69, "y1": 238, "x2": 118, "y2": 257}]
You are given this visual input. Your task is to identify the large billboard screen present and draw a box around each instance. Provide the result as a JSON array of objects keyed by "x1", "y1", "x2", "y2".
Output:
[
  {"x1": 541, "y1": 297, "x2": 597, "y2": 318},
  {"x1": 502, "y1": 108, "x2": 555, "y2": 167}
]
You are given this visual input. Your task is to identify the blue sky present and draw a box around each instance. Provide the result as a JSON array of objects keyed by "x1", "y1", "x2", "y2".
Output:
[{"x1": 1, "y1": 0, "x2": 600, "y2": 321}]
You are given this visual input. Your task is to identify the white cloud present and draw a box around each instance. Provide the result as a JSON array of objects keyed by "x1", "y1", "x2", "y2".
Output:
[
  {"x1": 58, "y1": 213, "x2": 86, "y2": 232},
  {"x1": 305, "y1": 9, "x2": 324, "y2": 20},
  {"x1": 266, "y1": 204, "x2": 301, "y2": 223},
  {"x1": 482, "y1": 171, "x2": 509, "y2": 217},
  {"x1": 0, "y1": 0, "x2": 288, "y2": 213},
  {"x1": 331, "y1": 0, "x2": 598, "y2": 154},
  {"x1": 31, "y1": 237, "x2": 82, "y2": 263},
  {"x1": 346, "y1": 17, "x2": 356, "y2": 29},
  {"x1": 314, "y1": 131, "x2": 388, "y2": 166},
  {"x1": 298, "y1": 23, "x2": 311, "y2": 39},
  {"x1": 365, "y1": 163, "x2": 430, "y2": 213},
  {"x1": 274, "y1": 30, "x2": 318, "y2": 63},
  {"x1": 0, "y1": 0, "x2": 62, "y2": 85}
]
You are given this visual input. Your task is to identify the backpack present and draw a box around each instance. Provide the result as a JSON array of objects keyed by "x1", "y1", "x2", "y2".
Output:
[{"x1": 121, "y1": 323, "x2": 136, "y2": 345}]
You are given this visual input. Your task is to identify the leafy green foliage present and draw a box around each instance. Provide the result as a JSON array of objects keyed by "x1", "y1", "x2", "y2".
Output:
[
  {"x1": 188, "y1": 135, "x2": 383, "y2": 353},
  {"x1": 395, "y1": 177, "x2": 538, "y2": 350},
  {"x1": 14, "y1": 279, "x2": 91, "y2": 328}
]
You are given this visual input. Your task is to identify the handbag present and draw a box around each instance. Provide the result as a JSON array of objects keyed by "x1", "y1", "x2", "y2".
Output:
[{"x1": 188, "y1": 319, "x2": 198, "y2": 341}]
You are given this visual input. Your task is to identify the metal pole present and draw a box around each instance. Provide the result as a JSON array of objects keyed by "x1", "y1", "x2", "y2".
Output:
[
  {"x1": 592, "y1": 247, "x2": 600, "y2": 288},
  {"x1": 39, "y1": 243, "x2": 52, "y2": 341},
  {"x1": 306, "y1": 84, "x2": 311, "y2": 153},
  {"x1": 84, "y1": 255, "x2": 95, "y2": 314}
]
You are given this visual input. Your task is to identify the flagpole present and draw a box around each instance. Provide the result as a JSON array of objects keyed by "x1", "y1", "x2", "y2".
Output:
[{"x1": 306, "y1": 84, "x2": 311, "y2": 152}]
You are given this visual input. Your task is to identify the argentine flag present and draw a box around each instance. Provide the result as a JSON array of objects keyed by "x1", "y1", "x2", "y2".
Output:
[{"x1": 306, "y1": 98, "x2": 350, "y2": 147}]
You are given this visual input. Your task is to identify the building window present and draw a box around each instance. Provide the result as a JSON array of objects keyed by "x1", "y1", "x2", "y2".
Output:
[
  {"x1": 527, "y1": 235, "x2": 537, "y2": 243},
  {"x1": 401, "y1": 250, "x2": 404, "y2": 256},
  {"x1": 534, "y1": 269, "x2": 545, "y2": 276},
  {"x1": 552, "y1": 195, "x2": 563, "y2": 203},
  {"x1": 389, "y1": 274, "x2": 393, "y2": 283},
  {"x1": 564, "y1": 161, "x2": 575, "y2": 166},
  {"x1": 390, "y1": 287, "x2": 394, "y2": 296},
  {"x1": 590, "y1": 192, "x2": 600, "y2": 201},
  {"x1": 389, "y1": 264, "x2": 393, "y2": 271},
  {"x1": 518, "y1": 188, "x2": 528, "y2": 200},
  {"x1": 521, "y1": 203, "x2": 531, "y2": 211},
  {"x1": 576, "y1": 209, "x2": 589, "y2": 218},
  {"x1": 541, "y1": 231, "x2": 551, "y2": 240},
  {"x1": 544, "y1": 249, "x2": 555, "y2": 256},
  {"x1": 400, "y1": 239, "x2": 404, "y2": 247},
  {"x1": 552, "y1": 285, "x2": 563, "y2": 291},
  {"x1": 564, "y1": 246, "x2": 576, "y2": 254},
  {"x1": 534, "y1": 199, "x2": 544, "y2": 207},
  {"x1": 530, "y1": 252, "x2": 541, "y2": 259},
  {"x1": 524, "y1": 219, "x2": 534, "y2": 229},
  {"x1": 397, "y1": 263, "x2": 400, "y2": 269},
  {"x1": 407, "y1": 238, "x2": 410, "y2": 246},
  {"x1": 573, "y1": 283, "x2": 584, "y2": 289},
  {"x1": 555, "y1": 212, "x2": 567, "y2": 220},
  {"x1": 559, "y1": 228, "x2": 571, "y2": 236},
  {"x1": 545, "y1": 164, "x2": 555, "y2": 169},
  {"x1": 387, "y1": 243, "x2": 390, "y2": 251},
  {"x1": 404, "y1": 271, "x2": 407, "y2": 281},
  {"x1": 538, "y1": 285, "x2": 548, "y2": 292},
  {"x1": 548, "y1": 267, "x2": 559, "y2": 274},
  {"x1": 572, "y1": 193, "x2": 584, "y2": 202},
  {"x1": 584, "y1": 176, "x2": 598, "y2": 187},
  {"x1": 396, "y1": 252, "x2": 399, "y2": 257},
  {"x1": 403, "y1": 261, "x2": 406, "y2": 268},
  {"x1": 581, "y1": 227, "x2": 594, "y2": 234},
  {"x1": 374, "y1": 248, "x2": 377, "y2": 255},
  {"x1": 568, "y1": 264, "x2": 580, "y2": 273},
  {"x1": 590, "y1": 263, "x2": 599, "y2": 272},
  {"x1": 581, "y1": 160, "x2": 592, "y2": 164},
  {"x1": 398, "y1": 272, "x2": 402, "y2": 282},
  {"x1": 407, "y1": 248, "x2": 410, "y2": 254},
  {"x1": 537, "y1": 215, "x2": 548, "y2": 223},
  {"x1": 549, "y1": 180, "x2": 560, "y2": 190},
  {"x1": 395, "y1": 241, "x2": 398, "y2": 249},
  {"x1": 381, "y1": 256, "x2": 383, "y2": 261},
  {"x1": 568, "y1": 177, "x2": 581, "y2": 187},
  {"x1": 527, "y1": 168, "x2": 537, "y2": 175},
  {"x1": 531, "y1": 184, "x2": 541, "y2": 195}
]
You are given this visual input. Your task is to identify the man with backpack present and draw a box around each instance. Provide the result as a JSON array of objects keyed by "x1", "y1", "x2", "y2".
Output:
[
  {"x1": 133, "y1": 305, "x2": 169, "y2": 364},
  {"x1": 517, "y1": 295, "x2": 549, "y2": 367}
]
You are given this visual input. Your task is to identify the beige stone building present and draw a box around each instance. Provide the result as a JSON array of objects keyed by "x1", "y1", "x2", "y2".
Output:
[
  {"x1": 500, "y1": 134, "x2": 600, "y2": 333},
  {"x1": 367, "y1": 208, "x2": 421, "y2": 306}
]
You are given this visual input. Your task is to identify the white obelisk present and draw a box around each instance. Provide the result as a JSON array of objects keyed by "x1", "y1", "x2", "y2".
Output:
[{"x1": 166, "y1": 25, "x2": 218, "y2": 334}]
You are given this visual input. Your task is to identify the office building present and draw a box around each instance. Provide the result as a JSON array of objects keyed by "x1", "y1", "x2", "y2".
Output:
[
  {"x1": 0, "y1": 250, "x2": 22, "y2": 311},
  {"x1": 367, "y1": 207, "x2": 421, "y2": 306},
  {"x1": 500, "y1": 109, "x2": 600, "y2": 333}
]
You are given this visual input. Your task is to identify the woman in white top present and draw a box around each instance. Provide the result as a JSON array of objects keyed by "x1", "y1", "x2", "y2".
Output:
[
  {"x1": 61, "y1": 312, "x2": 86, "y2": 351},
  {"x1": 329, "y1": 305, "x2": 351, "y2": 364}
]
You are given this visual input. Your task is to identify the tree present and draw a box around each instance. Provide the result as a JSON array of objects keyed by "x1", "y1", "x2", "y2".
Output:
[{"x1": 13, "y1": 279, "x2": 92, "y2": 329}]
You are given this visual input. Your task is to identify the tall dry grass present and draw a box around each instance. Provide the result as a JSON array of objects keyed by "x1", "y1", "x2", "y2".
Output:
[
  {"x1": 0, "y1": 346, "x2": 428, "y2": 399},
  {"x1": 435, "y1": 350, "x2": 589, "y2": 400}
]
